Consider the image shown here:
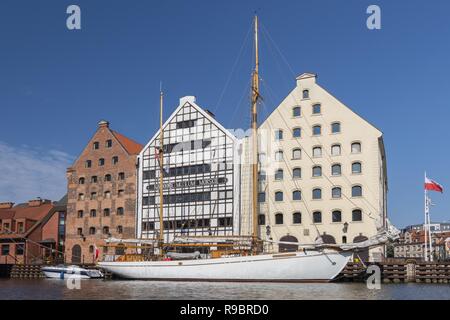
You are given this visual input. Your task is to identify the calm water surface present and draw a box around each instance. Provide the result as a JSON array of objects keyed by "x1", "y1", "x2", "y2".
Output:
[{"x1": 0, "y1": 279, "x2": 449, "y2": 300}]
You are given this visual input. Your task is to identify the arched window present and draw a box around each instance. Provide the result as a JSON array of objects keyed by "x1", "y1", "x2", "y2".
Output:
[
  {"x1": 89, "y1": 227, "x2": 96, "y2": 235},
  {"x1": 302, "y1": 90, "x2": 309, "y2": 99},
  {"x1": 104, "y1": 191, "x2": 111, "y2": 199},
  {"x1": 293, "y1": 106, "x2": 301, "y2": 117},
  {"x1": 275, "y1": 191, "x2": 283, "y2": 202},
  {"x1": 71, "y1": 245, "x2": 81, "y2": 264},
  {"x1": 292, "y1": 190, "x2": 301, "y2": 201},
  {"x1": 312, "y1": 125, "x2": 321, "y2": 136},
  {"x1": 78, "y1": 193, "x2": 85, "y2": 201},
  {"x1": 312, "y1": 146, "x2": 322, "y2": 158},
  {"x1": 313, "y1": 211, "x2": 322, "y2": 223},
  {"x1": 293, "y1": 212, "x2": 302, "y2": 224},
  {"x1": 331, "y1": 122, "x2": 341, "y2": 133},
  {"x1": 292, "y1": 148, "x2": 301, "y2": 160},
  {"x1": 112, "y1": 156, "x2": 119, "y2": 165},
  {"x1": 104, "y1": 174, "x2": 112, "y2": 182},
  {"x1": 352, "y1": 185, "x2": 362, "y2": 197},
  {"x1": 103, "y1": 226, "x2": 110, "y2": 235},
  {"x1": 351, "y1": 142, "x2": 361, "y2": 153},
  {"x1": 332, "y1": 187, "x2": 342, "y2": 199},
  {"x1": 78, "y1": 177, "x2": 85, "y2": 184},
  {"x1": 331, "y1": 164, "x2": 341, "y2": 176},
  {"x1": 77, "y1": 210, "x2": 84, "y2": 218},
  {"x1": 312, "y1": 188, "x2": 322, "y2": 200},
  {"x1": 258, "y1": 214, "x2": 265, "y2": 225},
  {"x1": 352, "y1": 162, "x2": 362, "y2": 174},
  {"x1": 275, "y1": 150, "x2": 284, "y2": 161},
  {"x1": 117, "y1": 225, "x2": 123, "y2": 234},
  {"x1": 312, "y1": 166, "x2": 322, "y2": 177},
  {"x1": 293, "y1": 168, "x2": 301, "y2": 179},
  {"x1": 93, "y1": 142, "x2": 99, "y2": 150},
  {"x1": 293, "y1": 127, "x2": 301, "y2": 138},
  {"x1": 118, "y1": 172, "x2": 125, "y2": 180},
  {"x1": 275, "y1": 129, "x2": 283, "y2": 140},
  {"x1": 319, "y1": 233, "x2": 336, "y2": 244},
  {"x1": 103, "y1": 208, "x2": 110, "y2": 217},
  {"x1": 275, "y1": 213, "x2": 284, "y2": 225},
  {"x1": 312, "y1": 103, "x2": 321, "y2": 114},
  {"x1": 117, "y1": 207, "x2": 124, "y2": 216},
  {"x1": 279, "y1": 235, "x2": 299, "y2": 252},
  {"x1": 331, "y1": 144, "x2": 341, "y2": 156},
  {"x1": 98, "y1": 158, "x2": 105, "y2": 166},
  {"x1": 90, "y1": 209, "x2": 96, "y2": 217},
  {"x1": 332, "y1": 210, "x2": 342, "y2": 223},
  {"x1": 352, "y1": 209, "x2": 363, "y2": 221},
  {"x1": 342, "y1": 236, "x2": 347, "y2": 244},
  {"x1": 85, "y1": 160, "x2": 92, "y2": 168},
  {"x1": 91, "y1": 176, "x2": 98, "y2": 183},
  {"x1": 258, "y1": 192, "x2": 266, "y2": 203},
  {"x1": 258, "y1": 171, "x2": 266, "y2": 182},
  {"x1": 275, "y1": 169, "x2": 284, "y2": 181}
]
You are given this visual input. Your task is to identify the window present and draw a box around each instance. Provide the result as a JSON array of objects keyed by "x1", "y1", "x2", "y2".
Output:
[
  {"x1": 118, "y1": 172, "x2": 125, "y2": 180},
  {"x1": 103, "y1": 208, "x2": 110, "y2": 217},
  {"x1": 352, "y1": 185, "x2": 362, "y2": 197},
  {"x1": 89, "y1": 227, "x2": 96, "y2": 235},
  {"x1": 142, "y1": 222, "x2": 155, "y2": 231},
  {"x1": 332, "y1": 210, "x2": 342, "y2": 223},
  {"x1": 293, "y1": 168, "x2": 301, "y2": 179},
  {"x1": 89, "y1": 245, "x2": 94, "y2": 254},
  {"x1": 258, "y1": 192, "x2": 266, "y2": 203},
  {"x1": 77, "y1": 210, "x2": 84, "y2": 218},
  {"x1": 78, "y1": 193, "x2": 85, "y2": 201},
  {"x1": 275, "y1": 150, "x2": 284, "y2": 162},
  {"x1": 312, "y1": 166, "x2": 322, "y2": 177},
  {"x1": 118, "y1": 189, "x2": 125, "y2": 197},
  {"x1": 104, "y1": 191, "x2": 111, "y2": 199},
  {"x1": 15, "y1": 244, "x2": 24, "y2": 255},
  {"x1": 331, "y1": 144, "x2": 341, "y2": 156},
  {"x1": 312, "y1": 125, "x2": 321, "y2": 136},
  {"x1": 275, "y1": 213, "x2": 284, "y2": 225},
  {"x1": 1, "y1": 245, "x2": 10, "y2": 256},
  {"x1": 90, "y1": 209, "x2": 97, "y2": 217},
  {"x1": 17, "y1": 222, "x2": 24, "y2": 233},
  {"x1": 302, "y1": 90, "x2": 309, "y2": 99},
  {"x1": 116, "y1": 225, "x2": 123, "y2": 234},
  {"x1": 332, "y1": 187, "x2": 342, "y2": 199},
  {"x1": 331, "y1": 164, "x2": 341, "y2": 176},
  {"x1": 293, "y1": 106, "x2": 301, "y2": 117},
  {"x1": 312, "y1": 104, "x2": 321, "y2": 114},
  {"x1": 258, "y1": 214, "x2": 266, "y2": 225},
  {"x1": 258, "y1": 171, "x2": 266, "y2": 182},
  {"x1": 91, "y1": 176, "x2": 98, "y2": 183},
  {"x1": 103, "y1": 226, "x2": 110, "y2": 235},
  {"x1": 352, "y1": 209, "x2": 363, "y2": 221},
  {"x1": 331, "y1": 122, "x2": 341, "y2": 133},
  {"x1": 293, "y1": 212, "x2": 301, "y2": 224},
  {"x1": 117, "y1": 207, "x2": 124, "y2": 216},
  {"x1": 218, "y1": 218, "x2": 233, "y2": 227},
  {"x1": 352, "y1": 162, "x2": 362, "y2": 174},
  {"x1": 292, "y1": 148, "x2": 301, "y2": 160},
  {"x1": 90, "y1": 192, "x2": 97, "y2": 200},
  {"x1": 78, "y1": 177, "x2": 85, "y2": 185},
  {"x1": 85, "y1": 160, "x2": 92, "y2": 168},
  {"x1": 106, "y1": 140, "x2": 112, "y2": 148},
  {"x1": 98, "y1": 158, "x2": 105, "y2": 166},
  {"x1": 275, "y1": 130, "x2": 283, "y2": 140},
  {"x1": 293, "y1": 127, "x2": 301, "y2": 138},
  {"x1": 351, "y1": 142, "x2": 361, "y2": 153},
  {"x1": 292, "y1": 190, "x2": 301, "y2": 201},
  {"x1": 275, "y1": 191, "x2": 283, "y2": 202},
  {"x1": 275, "y1": 169, "x2": 284, "y2": 181},
  {"x1": 112, "y1": 156, "x2": 119, "y2": 165},
  {"x1": 93, "y1": 142, "x2": 99, "y2": 150},
  {"x1": 342, "y1": 236, "x2": 347, "y2": 244},
  {"x1": 77, "y1": 228, "x2": 83, "y2": 236},
  {"x1": 104, "y1": 174, "x2": 112, "y2": 182},
  {"x1": 313, "y1": 211, "x2": 322, "y2": 223},
  {"x1": 312, "y1": 188, "x2": 322, "y2": 200},
  {"x1": 312, "y1": 146, "x2": 322, "y2": 158}
]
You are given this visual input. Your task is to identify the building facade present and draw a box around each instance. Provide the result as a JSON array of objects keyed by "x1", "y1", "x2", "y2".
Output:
[
  {"x1": 0, "y1": 198, "x2": 66, "y2": 265},
  {"x1": 241, "y1": 73, "x2": 388, "y2": 261},
  {"x1": 137, "y1": 96, "x2": 241, "y2": 243},
  {"x1": 65, "y1": 121, "x2": 142, "y2": 264}
]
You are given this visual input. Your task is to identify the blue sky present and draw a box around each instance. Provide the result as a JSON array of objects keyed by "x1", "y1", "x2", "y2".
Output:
[{"x1": 0, "y1": 0, "x2": 449, "y2": 227}]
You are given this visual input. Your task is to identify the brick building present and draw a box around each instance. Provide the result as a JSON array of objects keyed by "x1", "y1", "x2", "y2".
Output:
[
  {"x1": 65, "y1": 120, "x2": 142, "y2": 264},
  {"x1": 0, "y1": 198, "x2": 66, "y2": 265}
]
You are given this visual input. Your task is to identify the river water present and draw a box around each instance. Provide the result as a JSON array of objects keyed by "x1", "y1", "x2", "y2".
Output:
[{"x1": 0, "y1": 279, "x2": 449, "y2": 300}]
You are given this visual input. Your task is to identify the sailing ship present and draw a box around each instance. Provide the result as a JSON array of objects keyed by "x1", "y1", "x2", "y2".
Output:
[{"x1": 98, "y1": 16, "x2": 398, "y2": 282}]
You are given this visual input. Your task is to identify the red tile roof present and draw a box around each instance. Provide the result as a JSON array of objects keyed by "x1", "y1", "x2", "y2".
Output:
[{"x1": 111, "y1": 130, "x2": 143, "y2": 155}]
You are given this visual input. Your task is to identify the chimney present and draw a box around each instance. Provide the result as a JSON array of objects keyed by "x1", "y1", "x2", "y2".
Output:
[
  {"x1": 28, "y1": 198, "x2": 50, "y2": 207},
  {"x1": 0, "y1": 202, "x2": 14, "y2": 209},
  {"x1": 98, "y1": 120, "x2": 110, "y2": 128},
  {"x1": 179, "y1": 96, "x2": 196, "y2": 106}
]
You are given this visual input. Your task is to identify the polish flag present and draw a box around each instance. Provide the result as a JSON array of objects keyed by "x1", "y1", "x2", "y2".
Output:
[
  {"x1": 425, "y1": 177, "x2": 444, "y2": 193},
  {"x1": 94, "y1": 245, "x2": 100, "y2": 261}
]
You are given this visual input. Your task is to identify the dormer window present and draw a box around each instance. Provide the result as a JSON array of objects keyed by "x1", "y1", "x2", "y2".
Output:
[{"x1": 302, "y1": 90, "x2": 309, "y2": 99}]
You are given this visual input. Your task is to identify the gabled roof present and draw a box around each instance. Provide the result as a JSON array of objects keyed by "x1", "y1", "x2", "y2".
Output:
[
  {"x1": 296, "y1": 72, "x2": 317, "y2": 80},
  {"x1": 111, "y1": 130, "x2": 143, "y2": 155}
]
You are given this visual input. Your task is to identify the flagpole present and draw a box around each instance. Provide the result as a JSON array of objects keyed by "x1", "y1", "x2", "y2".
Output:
[
  {"x1": 428, "y1": 202, "x2": 433, "y2": 262},
  {"x1": 424, "y1": 171, "x2": 428, "y2": 262}
]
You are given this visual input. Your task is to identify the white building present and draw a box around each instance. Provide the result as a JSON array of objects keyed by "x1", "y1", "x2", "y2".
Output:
[
  {"x1": 241, "y1": 73, "x2": 388, "y2": 261},
  {"x1": 136, "y1": 96, "x2": 242, "y2": 243}
]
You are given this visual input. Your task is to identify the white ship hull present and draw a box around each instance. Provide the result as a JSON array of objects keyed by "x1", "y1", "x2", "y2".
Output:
[{"x1": 98, "y1": 250, "x2": 352, "y2": 282}]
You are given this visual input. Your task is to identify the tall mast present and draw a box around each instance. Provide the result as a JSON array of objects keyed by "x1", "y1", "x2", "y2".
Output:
[
  {"x1": 251, "y1": 15, "x2": 260, "y2": 252},
  {"x1": 159, "y1": 87, "x2": 164, "y2": 252}
]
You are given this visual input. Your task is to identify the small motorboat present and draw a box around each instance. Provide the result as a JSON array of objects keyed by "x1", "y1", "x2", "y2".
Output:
[{"x1": 42, "y1": 265, "x2": 103, "y2": 279}]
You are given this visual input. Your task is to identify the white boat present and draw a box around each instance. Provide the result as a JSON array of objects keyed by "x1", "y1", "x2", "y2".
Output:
[
  {"x1": 98, "y1": 250, "x2": 352, "y2": 282},
  {"x1": 42, "y1": 265, "x2": 103, "y2": 279}
]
